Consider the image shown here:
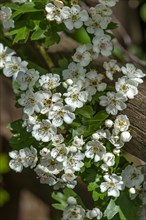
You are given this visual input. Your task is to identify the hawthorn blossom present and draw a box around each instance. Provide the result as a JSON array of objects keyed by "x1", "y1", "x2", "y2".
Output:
[
  {"x1": 19, "y1": 146, "x2": 38, "y2": 168},
  {"x1": 120, "y1": 131, "x2": 132, "y2": 142},
  {"x1": 99, "y1": 0, "x2": 119, "y2": 7},
  {"x1": 48, "y1": 102, "x2": 75, "y2": 127},
  {"x1": 40, "y1": 155, "x2": 63, "y2": 175},
  {"x1": 85, "y1": 70, "x2": 107, "y2": 98},
  {"x1": 51, "y1": 144, "x2": 67, "y2": 162},
  {"x1": 3, "y1": 56, "x2": 28, "y2": 79},
  {"x1": 36, "y1": 91, "x2": 62, "y2": 114},
  {"x1": 0, "y1": 43, "x2": 15, "y2": 68},
  {"x1": 39, "y1": 73, "x2": 60, "y2": 90},
  {"x1": 99, "y1": 91, "x2": 127, "y2": 115},
  {"x1": 45, "y1": 3, "x2": 63, "y2": 23},
  {"x1": 122, "y1": 165, "x2": 144, "y2": 188},
  {"x1": 62, "y1": 62, "x2": 86, "y2": 83},
  {"x1": 64, "y1": 84, "x2": 88, "y2": 109},
  {"x1": 114, "y1": 114, "x2": 130, "y2": 133},
  {"x1": 89, "y1": 4, "x2": 112, "y2": 18},
  {"x1": 18, "y1": 90, "x2": 41, "y2": 115},
  {"x1": 72, "y1": 45, "x2": 92, "y2": 67},
  {"x1": 34, "y1": 164, "x2": 57, "y2": 185},
  {"x1": 121, "y1": 63, "x2": 146, "y2": 84},
  {"x1": 92, "y1": 30, "x2": 113, "y2": 57},
  {"x1": 62, "y1": 4, "x2": 89, "y2": 30},
  {"x1": 63, "y1": 151, "x2": 85, "y2": 172},
  {"x1": 103, "y1": 59, "x2": 121, "y2": 80},
  {"x1": 86, "y1": 208, "x2": 103, "y2": 220},
  {"x1": 32, "y1": 119, "x2": 57, "y2": 142},
  {"x1": 16, "y1": 69, "x2": 39, "y2": 90},
  {"x1": 0, "y1": 6, "x2": 14, "y2": 29},
  {"x1": 85, "y1": 140, "x2": 106, "y2": 162},
  {"x1": 115, "y1": 76, "x2": 138, "y2": 99},
  {"x1": 100, "y1": 174, "x2": 124, "y2": 197},
  {"x1": 102, "y1": 152, "x2": 115, "y2": 167},
  {"x1": 9, "y1": 150, "x2": 23, "y2": 172},
  {"x1": 61, "y1": 169, "x2": 77, "y2": 188},
  {"x1": 62, "y1": 204, "x2": 85, "y2": 220},
  {"x1": 85, "y1": 16, "x2": 111, "y2": 34}
]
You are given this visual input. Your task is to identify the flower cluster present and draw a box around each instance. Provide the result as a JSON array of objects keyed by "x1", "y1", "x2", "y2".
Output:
[{"x1": 1, "y1": 0, "x2": 145, "y2": 219}]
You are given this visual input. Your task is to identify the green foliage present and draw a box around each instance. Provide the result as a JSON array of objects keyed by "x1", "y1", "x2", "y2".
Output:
[
  {"x1": 8, "y1": 119, "x2": 38, "y2": 150},
  {"x1": 0, "y1": 188, "x2": 10, "y2": 207},
  {"x1": 0, "y1": 153, "x2": 10, "y2": 174}
]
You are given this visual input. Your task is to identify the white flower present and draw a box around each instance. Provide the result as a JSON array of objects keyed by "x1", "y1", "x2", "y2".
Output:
[
  {"x1": 62, "y1": 204, "x2": 85, "y2": 220},
  {"x1": 61, "y1": 169, "x2": 76, "y2": 182},
  {"x1": 32, "y1": 119, "x2": 57, "y2": 142},
  {"x1": 115, "y1": 76, "x2": 138, "y2": 99},
  {"x1": 51, "y1": 144, "x2": 67, "y2": 162},
  {"x1": 64, "y1": 84, "x2": 88, "y2": 109},
  {"x1": 40, "y1": 148, "x2": 50, "y2": 157},
  {"x1": 52, "y1": 134, "x2": 64, "y2": 146},
  {"x1": 114, "y1": 114, "x2": 130, "y2": 132},
  {"x1": 37, "y1": 91, "x2": 62, "y2": 114},
  {"x1": 49, "y1": 102, "x2": 75, "y2": 127},
  {"x1": 99, "y1": 92, "x2": 127, "y2": 115},
  {"x1": 45, "y1": 3, "x2": 62, "y2": 23},
  {"x1": 85, "y1": 140, "x2": 106, "y2": 162},
  {"x1": 93, "y1": 30, "x2": 112, "y2": 57},
  {"x1": 92, "y1": 129, "x2": 107, "y2": 140},
  {"x1": 100, "y1": 174, "x2": 124, "y2": 197},
  {"x1": 72, "y1": 45, "x2": 92, "y2": 67},
  {"x1": 18, "y1": 90, "x2": 41, "y2": 115},
  {"x1": 121, "y1": 63, "x2": 146, "y2": 84},
  {"x1": 86, "y1": 208, "x2": 103, "y2": 220},
  {"x1": 120, "y1": 131, "x2": 132, "y2": 142},
  {"x1": 62, "y1": 5, "x2": 89, "y2": 30},
  {"x1": 9, "y1": 150, "x2": 23, "y2": 172},
  {"x1": 99, "y1": 0, "x2": 119, "y2": 7},
  {"x1": 63, "y1": 151, "x2": 85, "y2": 172},
  {"x1": 103, "y1": 59, "x2": 121, "y2": 80},
  {"x1": 0, "y1": 43, "x2": 15, "y2": 68},
  {"x1": 3, "y1": 56, "x2": 28, "y2": 79},
  {"x1": 19, "y1": 146, "x2": 38, "y2": 168},
  {"x1": 39, "y1": 73, "x2": 60, "y2": 90},
  {"x1": 0, "y1": 6, "x2": 14, "y2": 29},
  {"x1": 85, "y1": 16, "x2": 111, "y2": 34},
  {"x1": 40, "y1": 155, "x2": 63, "y2": 175},
  {"x1": 34, "y1": 164, "x2": 57, "y2": 186},
  {"x1": 16, "y1": 69, "x2": 39, "y2": 90},
  {"x1": 72, "y1": 136, "x2": 85, "y2": 151},
  {"x1": 121, "y1": 165, "x2": 144, "y2": 188},
  {"x1": 85, "y1": 70, "x2": 106, "y2": 98},
  {"x1": 103, "y1": 152, "x2": 115, "y2": 167},
  {"x1": 89, "y1": 4, "x2": 112, "y2": 18},
  {"x1": 62, "y1": 62, "x2": 86, "y2": 83}
]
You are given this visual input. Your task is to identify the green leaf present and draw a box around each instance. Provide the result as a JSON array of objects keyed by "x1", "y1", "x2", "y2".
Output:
[
  {"x1": 52, "y1": 203, "x2": 67, "y2": 211},
  {"x1": 72, "y1": 27, "x2": 91, "y2": 44},
  {"x1": 63, "y1": 188, "x2": 77, "y2": 198},
  {"x1": 88, "y1": 182, "x2": 98, "y2": 191},
  {"x1": 104, "y1": 199, "x2": 120, "y2": 219},
  {"x1": 44, "y1": 32, "x2": 60, "y2": 47},
  {"x1": 0, "y1": 154, "x2": 10, "y2": 174},
  {"x1": 8, "y1": 119, "x2": 38, "y2": 150},
  {"x1": 31, "y1": 27, "x2": 45, "y2": 40},
  {"x1": 76, "y1": 105, "x2": 95, "y2": 119},
  {"x1": 116, "y1": 191, "x2": 138, "y2": 220},
  {"x1": 0, "y1": 188, "x2": 10, "y2": 207},
  {"x1": 52, "y1": 191, "x2": 66, "y2": 204},
  {"x1": 13, "y1": 27, "x2": 30, "y2": 44}
]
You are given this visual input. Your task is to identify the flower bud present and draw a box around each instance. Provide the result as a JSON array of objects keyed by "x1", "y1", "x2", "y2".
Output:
[
  {"x1": 67, "y1": 196, "x2": 77, "y2": 205},
  {"x1": 66, "y1": 78, "x2": 73, "y2": 86},
  {"x1": 120, "y1": 131, "x2": 131, "y2": 142},
  {"x1": 129, "y1": 187, "x2": 136, "y2": 194},
  {"x1": 105, "y1": 119, "x2": 113, "y2": 128}
]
